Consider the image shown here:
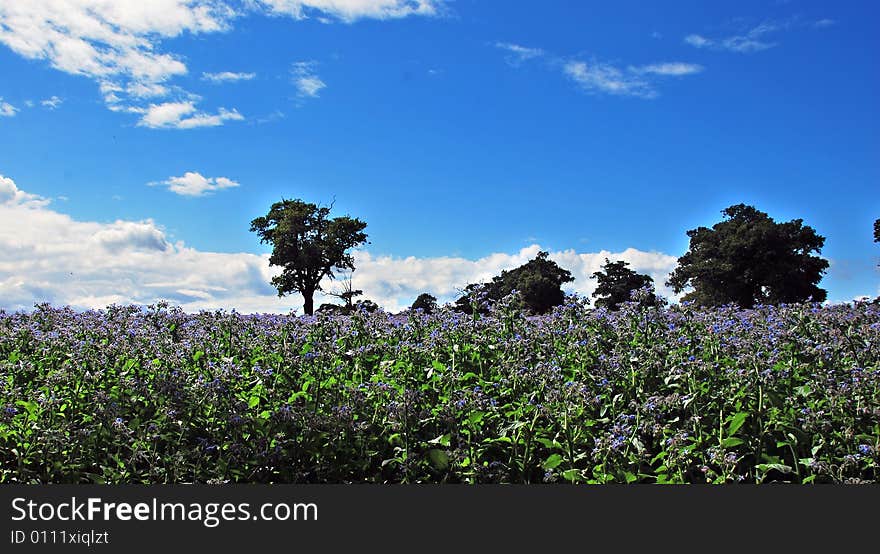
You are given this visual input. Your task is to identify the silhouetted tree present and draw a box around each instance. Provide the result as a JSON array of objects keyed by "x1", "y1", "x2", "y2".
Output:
[
  {"x1": 667, "y1": 204, "x2": 828, "y2": 307},
  {"x1": 591, "y1": 258, "x2": 656, "y2": 310},
  {"x1": 411, "y1": 293, "x2": 438, "y2": 314},
  {"x1": 325, "y1": 269, "x2": 364, "y2": 312},
  {"x1": 250, "y1": 198, "x2": 368, "y2": 315},
  {"x1": 454, "y1": 251, "x2": 574, "y2": 315},
  {"x1": 874, "y1": 218, "x2": 879, "y2": 243}
]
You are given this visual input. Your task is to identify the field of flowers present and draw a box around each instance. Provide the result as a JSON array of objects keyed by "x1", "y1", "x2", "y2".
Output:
[{"x1": 1, "y1": 294, "x2": 878, "y2": 484}]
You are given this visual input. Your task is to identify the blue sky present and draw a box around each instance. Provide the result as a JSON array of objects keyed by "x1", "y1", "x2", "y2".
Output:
[{"x1": 0, "y1": 0, "x2": 878, "y2": 312}]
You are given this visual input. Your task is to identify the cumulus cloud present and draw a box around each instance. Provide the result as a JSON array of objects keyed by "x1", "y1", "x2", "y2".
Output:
[
  {"x1": 0, "y1": 1, "x2": 440, "y2": 127},
  {"x1": 151, "y1": 171, "x2": 240, "y2": 196},
  {"x1": 348, "y1": 246, "x2": 681, "y2": 312},
  {"x1": 291, "y1": 61, "x2": 326, "y2": 99},
  {"x1": 135, "y1": 101, "x2": 244, "y2": 129},
  {"x1": 0, "y1": 174, "x2": 683, "y2": 314},
  {"x1": 0, "y1": 98, "x2": 17, "y2": 116},
  {"x1": 202, "y1": 71, "x2": 256, "y2": 83},
  {"x1": 0, "y1": 174, "x2": 49, "y2": 207}
]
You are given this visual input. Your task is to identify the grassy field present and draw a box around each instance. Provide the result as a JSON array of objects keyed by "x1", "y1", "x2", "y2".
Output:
[{"x1": 1, "y1": 296, "x2": 878, "y2": 484}]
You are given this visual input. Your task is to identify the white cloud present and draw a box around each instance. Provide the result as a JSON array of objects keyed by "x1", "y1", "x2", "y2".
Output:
[
  {"x1": 0, "y1": 2, "x2": 439, "y2": 127},
  {"x1": 494, "y1": 41, "x2": 544, "y2": 66},
  {"x1": 563, "y1": 60, "x2": 656, "y2": 98},
  {"x1": 152, "y1": 171, "x2": 240, "y2": 197},
  {"x1": 0, "y1": 98, "x2": 18, "y2": 116},
  {"x1": 684, "y1": 34, "x2": 712, "y2": 48},
  {"x1": 135, "y1": 101, "x2": 244, "y2": 129},
  {"x1": 0, "y1": 174, "x2": 50, "y2": 207},
  {"x1": 126, "y1": 82, "x2": 169, "y2": 98},
  {"x1": 0, "y1": 1, "x2": 238, "y2": 126},
  {"x1": 40, "y1": 95, "x2": 64, "y2": 109},
  {"x1": 684, "y1": 22, "x2": 779, "y2": 53},
  {"x1": 0, "y1": 174, "x2": 683, "y2": 314},
  {"x1": 632, "y1": 62, "x2": 704, "y2": 76},
  {"x1": 813, "y1": 19, "x2": 836, "y2": 28},
  {"x1": 257, "y1": 0, "x2": 446, "y2": 23},
  {"x1": 493, "y1": 41, "x2": 702, "y2": 99},
  {"x1": 0, "y1": 1, "x2": 231, "y2": 82},
  {"x1": 202, "y1": 71, "x2": 256, "y2": 83},
  {"x1": 291, "y1": 61, "x2": 326, "y2": 99}
]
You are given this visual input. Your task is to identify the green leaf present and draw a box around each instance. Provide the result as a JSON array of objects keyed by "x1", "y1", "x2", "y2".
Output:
[
  {"x1": 542, "y1": 453, "x2": 563, "y2": 471},
  {"x1": 727, "y1": 412, "x2": 748, "y2": 437},
  {"x1": 721, "y1": 437, "x2": 745, "y2": 448},
  {"x1": 247, "y1": 395, "x2": 260, "y2": 409},
  {"x1": 756, "y1": 463, "x2": 793, "y2": 475},
  {"x1": 428, "y1": 433, "x2": 451, "y2": 447},
  {"x1": 427, "y1": 449, "x2": 450, "y2": 471},
  {"x1": 468, "y1": 411, "x2": 486, "y2": 426}
]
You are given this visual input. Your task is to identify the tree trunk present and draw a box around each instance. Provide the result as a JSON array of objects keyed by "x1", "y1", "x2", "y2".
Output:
[{"x1": 303, "y1": 290, "x2": 315, "y2": 316}]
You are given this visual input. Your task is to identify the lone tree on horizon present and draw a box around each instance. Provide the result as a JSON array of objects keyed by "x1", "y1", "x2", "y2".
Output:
[
  {"x1": 250, "y1": 198, "x2": 368, "y2": 315},
  {"x1": 667, "y1": 204, "x2": 828, "y2": 307},
  {"x1": 455, "y1": 251, "x2": 574, "y2": 315},
  {"x1": 591, "y1": 258, "x2": 657, "y2": 310},
  {"x1": 411, "y1": 293, "x2": 438, "y2": 314}
]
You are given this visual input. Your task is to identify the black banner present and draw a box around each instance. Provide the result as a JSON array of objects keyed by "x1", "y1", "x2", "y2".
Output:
[{"x1": 1, "y1": 485, "x2": 876, "y2": 550}]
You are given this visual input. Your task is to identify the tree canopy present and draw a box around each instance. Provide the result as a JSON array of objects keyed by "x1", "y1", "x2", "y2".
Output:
[
  {"x1": 874, "y1": 218, "x2": 879, "y2": 243},
  {"x1": 455, "y1": 251, "x2": 574, "y2": 315},
  {"x1": 667, "y1": 204, "x2": 828, "y2": 307},
  {"x1": 410, "y1": 293, "x2": 438, "y2": 314},
  {"x1": 591, "y1": 258, "x2": 657, "y2": 310},
  {"x1": 250, "y1": 198, "x2": 368, "y2": 315}
]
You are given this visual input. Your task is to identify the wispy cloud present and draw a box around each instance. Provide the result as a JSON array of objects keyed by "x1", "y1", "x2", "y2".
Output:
[
  {"x1": 202, "y1": 71, "x2": 257, "y2": 83},
  {"x1": 683, "y1": 18, "x2": 832, "y2": 53},
  {"x1": 0, "y1": 98, "x2": 17, "y2": 117},
  {"x1": 40, "y1": 96, "x2": 63, "y2": 109},
  {"x1": 292, "y1": 61, "x2": 326, "y2": 99},
  {"x1": 493, "y1": 41, "x2": 702, "y2": 99},
  {"x1": 563, "y1": 60, "x2": 656, "y2": 98},
  {"x1": 257, "y1": 0, "x2": 447, "y2": 23},
  {"x1": 494, "y1": 42, "x2": 545, "y2": 66},
  {"x1": 151, "y1": 172, "x2": 241, "y2": 197},
  {"x1": 631, "y1": 62, "x2": 704, "y2": 76}
]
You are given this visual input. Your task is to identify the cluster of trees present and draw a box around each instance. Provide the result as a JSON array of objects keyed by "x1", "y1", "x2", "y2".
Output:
[{"x1": 251, "y1": 199, "x2": 878, "y2": 316}]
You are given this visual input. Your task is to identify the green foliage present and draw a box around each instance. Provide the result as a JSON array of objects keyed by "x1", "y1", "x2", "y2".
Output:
[
  {"x1": 667, "y1": 204, "x2": 829, "y2": 307},
  {"x1": 591, "y1": 258, "x2": 657, "y2": 310},
  {"x1": 454, "y1": 251, "x2": 574, "y2": 315},
  {"x1": 249, "y1": 199, "x2": 368, "y2": 315},
  {"x1": 1, "y1": 300, "x2": 878, "y2": 484}
]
